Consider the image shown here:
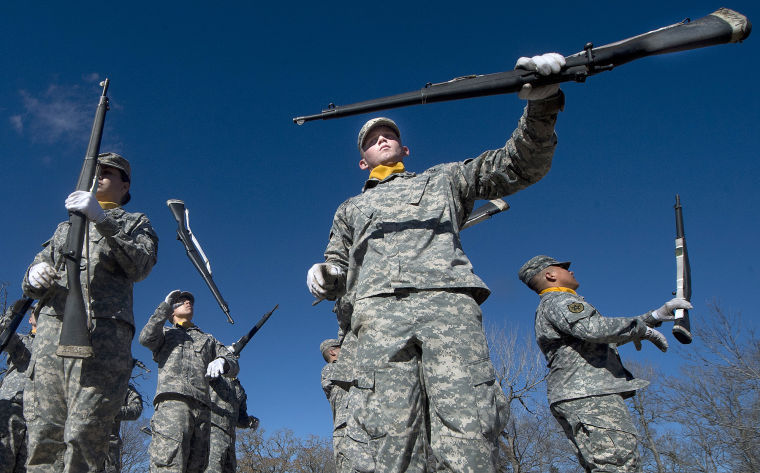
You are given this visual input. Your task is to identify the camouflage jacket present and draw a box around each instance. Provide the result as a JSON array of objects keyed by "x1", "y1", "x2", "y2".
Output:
[
  {"x1": 208, "y1": 375, "x2": 253, "y2": 436},
  {"x1": 535, "y1": 291, "x2": 650, "y2": 405},
  {"x1": 139, "y1": 302, "x2": 239, "y2": 407},
  {"x1": 111, "y1": 383, "x2": 143, "y2": 435},
  {"x1": 0, "y1": 329, "x2": 34, "y2": 403},
  {"x1": 22, "y1": 208, "x2": 158, "y2": 328},
  {"x1": 324, "y1": 93, "x2": 563, "y2": 305}
]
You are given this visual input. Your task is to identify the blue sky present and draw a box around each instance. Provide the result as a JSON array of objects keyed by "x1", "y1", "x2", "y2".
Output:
[{"x1": 2, "y1": 1, "x2": 758, "y2": 439}]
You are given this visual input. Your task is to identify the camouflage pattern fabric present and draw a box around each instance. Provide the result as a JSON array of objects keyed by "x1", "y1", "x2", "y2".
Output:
[
  {"x1": 139, "y1": 302, "x2": 239, "y2": 407},
  {"x1": 140, "y1": 302, "x2": 239, "y2": 473},
  {"x1": 205, "y1": 376, "x2": 254, "y2": 473},
  {"x1": 23, "y1": 317, "x2": 134, "y2": 473},
  {"x1": 323, "y1": 93, "x2": 563, "y2": 308},
  {"x1": 149, "y1": 396, "x2": 210, "y2": 473},
  {"x1": 551, "y1": 394, "x2": 641, "y2": 473},
  {"x1": 319, "y1": 93, "x2": 563, "y2": 472},
  {"x1": 0, "y1": 325, "x2": 34, "y2": 473},
  {"x1": 352, "y1": 291, "x2": 508, "y2": 473},
  {"x1": 322, "y1": 331, "x2": 376, "y2": 473},
  {"x1": 104, "y1": 384, "x2": 143, "y2": 473},
  {"x1": 534, "y1": 291, "x2": 650, "y2": 405},
  {"x1": 20, "y1": 208, "x2": 156, "y2": 473}
]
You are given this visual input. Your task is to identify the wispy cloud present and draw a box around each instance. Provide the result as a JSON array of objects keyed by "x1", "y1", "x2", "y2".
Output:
[{"x1": 10, "y1": 75, "x2": 105, "y2": 144}]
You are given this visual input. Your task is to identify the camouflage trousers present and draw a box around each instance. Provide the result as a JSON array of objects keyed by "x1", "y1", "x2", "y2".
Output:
[
  {"x1": 551, "y1": 394, "x2": 641, "y2": 473},
  {"x1": 149, "y1": 396, "x2": 210, "y2": 473},
  {"x1": 23, "y1": 316, "x2": 133, "y2": 473},
  {"x1": 0, "y1": 400, "x2": 26, "y2": 473},
  {"x1": 204, "y1": 424, "x2": 235, "y2": 473},
  {"x1": 352, "y1": 290, "x2": 508, "y2": 473},
  {"x1": 103, "y1": 427, "x2": 123, "y2": 473}
]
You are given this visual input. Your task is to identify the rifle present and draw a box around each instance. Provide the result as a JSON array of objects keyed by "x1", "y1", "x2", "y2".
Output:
[
  {"x1": 167, "y1": 199, "x2": 234, "y2": 324},
  {"x1": 293, "y1": 8, "x2": 750, "y2": 124},
  {"x1": 0, "y1": 298, "x2": 34, "y2": 353},
  {"x1": 672, "y1": 195, "x2": 692, "y2": 344},
  {"x1": 461, "y1": 199, "x2": 509, "y2": 230},
  {"x1": 58, "y1": 79, "x2": 110, "y2": 358},
  {"x1": 311, "y1": 199, "x2": 509, "y2": 305},
  {"x1": 230, "y1": 305, "x2": 278, "y2": 356}
]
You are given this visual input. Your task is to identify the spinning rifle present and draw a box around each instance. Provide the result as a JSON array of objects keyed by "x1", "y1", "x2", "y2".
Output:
[
  {"x1": 293, "y1": 8, "x2": 750, "y2": 123},
  {"x1": 672, "y1": 195, "x2": 692, "y2": 344},
  {"x1": 167, "y1": 199, "x2": 234, "y2": 324}
]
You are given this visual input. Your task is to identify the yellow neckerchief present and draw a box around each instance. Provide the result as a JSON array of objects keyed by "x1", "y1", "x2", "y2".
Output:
[
  {"x1": 175, "y1": 320, "x2": 195, "y2": 328},
  {"x1": 369, "y1": 162, "x2": 405, "y2": 181},
  {"x1": 98, "y1": 201, "x2": 120, "y2": 210},
  {"x1": 539, "y1": 287, "x2": 577, "y2": 296},
  {"x1": 31, "y1": 327, "x2": 37, "y2": 335}
]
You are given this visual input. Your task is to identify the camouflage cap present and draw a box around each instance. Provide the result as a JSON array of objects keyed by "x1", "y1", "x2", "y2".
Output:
[
  {"x1": 98, "y1": 152, "x2": 130, "y2": 181},
  {"x1": 172, "y1": 291, "x2": 194, "y2": 308},
  {"x1": 357, "y1": 117, "x2": 401, "y2": 151},
  {"x1": 320, "y1": 338, "x2": 340, "y2": 360},
  {"x1": 98, "y1": 152, "x2": 131, "y2": 204},
  {"x1": 518, "y1": 255, "x2": 571, "y2": 287}
]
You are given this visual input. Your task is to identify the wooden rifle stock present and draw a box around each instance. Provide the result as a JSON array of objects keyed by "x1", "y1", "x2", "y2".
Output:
[
  {"x1": 293, "y1": 8, "x2": 750, "y2": 124},
  {"x1": 673, "y1": 195, "x2": 692, "y2": 344},
  {"x1": 58, "y1": 79, "x2": 110, "y2": 358}
]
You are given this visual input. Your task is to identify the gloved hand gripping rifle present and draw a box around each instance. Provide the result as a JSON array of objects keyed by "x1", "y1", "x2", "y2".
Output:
[
  {"x1": 672, "y1": 195, "x2": 692, "y2": 344},
  {"x1": 293, "y1": 9, "x2": 750, "y2": 123},
  {"x1": 167, "y1": 199, "x2": 234, "y2": 324}
]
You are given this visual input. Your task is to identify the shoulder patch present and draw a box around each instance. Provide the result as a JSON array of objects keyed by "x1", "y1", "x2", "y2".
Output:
[{"x1": 567, "y1": 302, "x2": 585, "y2": 313}]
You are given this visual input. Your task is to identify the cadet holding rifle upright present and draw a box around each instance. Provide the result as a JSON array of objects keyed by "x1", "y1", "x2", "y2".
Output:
[
  {"x1": 307, "y1": 52, "x2": 566, "y2": 472},
  {"x1": 518, "y1": 255, "x2": 692, "y2": 473},
  {"x1": 139, "y1": 290, "x2": 239, "y2": 473},
  {"x1": 22, "y1": 153, "x2": 158, "y2": 472}
]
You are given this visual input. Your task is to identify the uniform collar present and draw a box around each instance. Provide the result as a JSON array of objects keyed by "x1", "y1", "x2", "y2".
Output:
[
  {"x1": 362, "y1": 169, "x2": 416, "y2": 192},
  {"x1": 539, "y1": 287, "x2": 577, "y2": 295}
]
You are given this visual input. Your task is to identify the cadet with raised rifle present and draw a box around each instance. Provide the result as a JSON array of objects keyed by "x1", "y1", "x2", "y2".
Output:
[
  {"x1": 22, "y1": 148, "x2": 158, "y2": 472},
  {"x1": 0, "y1": 303, "x2": 36, "y2": 473},
  {"x1": 518, "y1": 255, "x2": 692, "y2": 472},
  {"x1": 307, "y1": 51, "x2": 565, "y2": 472},
  {"x1": 139, "y1": 290, "x2": 239, "y2": 473}
]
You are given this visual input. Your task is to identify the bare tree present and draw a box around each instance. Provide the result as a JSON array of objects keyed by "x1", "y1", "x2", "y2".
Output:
[
  {"x1": 119, "y1": 418, "x2": 150, "y2": 473},
  {"x1": 237, "y1": 427, "x2": 334, "y2": 473}
]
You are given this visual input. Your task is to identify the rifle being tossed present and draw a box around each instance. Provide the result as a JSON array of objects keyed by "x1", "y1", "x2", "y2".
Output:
[{"x1": 293, "y1": 8, "x2": 750, "y2": 123}]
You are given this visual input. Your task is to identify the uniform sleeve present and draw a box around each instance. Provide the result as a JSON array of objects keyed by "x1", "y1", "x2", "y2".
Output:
[
  {"x1": 213, "y1": 342, "x2": 239, "y2": 379},
  {"x1": 454, "y1": 92, "x2": 564, "y2": 204},
  {"x1": 95, "y1": 213, "x2": 158, "y2": 283},
  {"x1": 3, "y1": 332, "x2": 32, "y2": 367},
  {"x1": 547, "y1": 295, "x2": 648, "y2": 345},
  {"x1": 236, "y1": 383, "x2": 252, "y2": 428},
  {"x1": 323, "y1": 201, "x2": 352, "y2": 278},
  {"x1": 116, "y1": 384, "x2": 144, "y2": 421},
  {"x1": 138, "y1": 302, "x2": 170, "y2": 352},
  {"x1": 22, "y1": 224, "x2": 68, "y2": 300}
]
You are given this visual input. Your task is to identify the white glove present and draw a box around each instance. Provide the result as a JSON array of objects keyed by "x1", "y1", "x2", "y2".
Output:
[
  {"x1": 306, "y1": 263, "x2": 345, "y2": 300},
  {"x1": 634, "y1": 327, "x2": 669, "y2": 352},
  {"x1": 28, "y1": 262, "x2": 59, "y2": 289},
  {"x1": 164, "y1": 289, "x2": 181, "y2": 305},
  {"x1": 248, "y1": 416, "x2": 260, "y2": 431},
  {"x1": 515, "y1": 52, "x2": 566, "y2": 100},
  {"x1": 65, "y1": 190, "x2": 106, "y2": 223},
  {"x1": 653, "y1": 297, "x2": 693, "y2": 322},
  {"x1": 205, "y1": 358, "x2": 226, "y2": 379}
]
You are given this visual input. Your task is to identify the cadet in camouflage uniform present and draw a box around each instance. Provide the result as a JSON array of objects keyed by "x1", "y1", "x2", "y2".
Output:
[
  {"x1": 21, "y1": 153, "x2": 158, "y2": 473},
  {"x1": 0, "y1": 309, "x2": 36, "y2": 473},
  {"x1": 518, "y1": 255, "x2": 692, "y2": 473},
  {"x1": 139, "y1": 290, "x2": 239, "y2": 473},
  {"x1": 307, "y1": 53, "x2": 567, "y2": 473},
  {"x1": 104, "y1": 383, "x2": 143, "y2": 473},
  {"x1": 204, "y1": 360, "x2": 258, "y2": 473}
]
